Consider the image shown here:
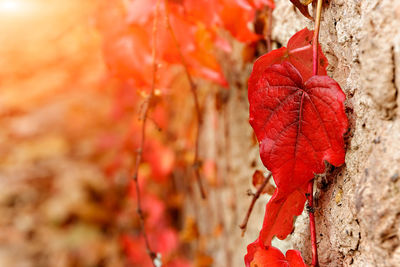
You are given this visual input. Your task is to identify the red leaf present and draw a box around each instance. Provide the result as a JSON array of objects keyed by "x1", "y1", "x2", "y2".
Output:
[
  {"x1": 248, "y1": 28, "x2": 328, "y2": 84},
  {"x1": 258, "y1": 186, "x2": 307, "y2": 245},
  {"x1": 251, "y1": 246, "x2": 288, "y2": 267},
  {"x1": 248, "y1": 61, "x2": 348, "y2": 194},
  {"x1": 158, "y1": 4, "x2": 228, "y2": 86},
  {"x1": 245, "y1": 241, "x2": 308, "y2": 267},
  {"x1": 104, "y1": 32, "x2": 151, "y2": 82},
  {"x1": 286, "y1": 250, "x2": 309, "y2": 267},
  {"x1": 244, "y1": 240, "x2": 260, "y2": 267},
  {"x1": 245, "y1": 167, "x2": 307, "y2": 258},
  {"x1": 289, "y1": 0, "x2": 312, "y2": 20},
  {"x1": 286, "y1": 27, "x2": 327, "y2": 80},
  {"x1": 219, "y1": 0, "x2": 261, "y2": 43}
]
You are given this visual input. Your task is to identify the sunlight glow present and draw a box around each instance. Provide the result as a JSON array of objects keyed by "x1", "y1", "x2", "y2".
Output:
[
  {"x1": 0, "y1": 0, "x2": 21, "y2": 12},
  {"x1": 0, "y1": 0, "x2": 33, "y2": 14}
]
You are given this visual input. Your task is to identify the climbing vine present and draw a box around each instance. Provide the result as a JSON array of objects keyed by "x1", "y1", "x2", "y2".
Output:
[{"x1": 245, "y1": 1, "x2": 348, "y2": 266}]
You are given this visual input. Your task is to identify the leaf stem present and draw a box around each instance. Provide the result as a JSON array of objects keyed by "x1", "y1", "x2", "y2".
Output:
[
  {"x1": 239, "y1": 173, "x2": 272, "y2": 236},
  {"x1": 312, "y1": 0, "x2": 323, "y2": 76},
  {"x1": 131, "y1": 1, "x2": 160, "y2": 266},
  {"x1": 164, "y1": 0, "x2": 206, "y2": 199}
]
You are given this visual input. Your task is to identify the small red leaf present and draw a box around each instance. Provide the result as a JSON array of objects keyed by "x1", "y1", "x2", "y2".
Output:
[
  {"x1": 245, "y1": 241, "x2": 308, "y2": 267},
  {"x1": 248, "y1": 28, "x2": 328, "y2": 84},
  {"x1": 244, "y1": 240, "x2": 259, "y2": 267},
  {"x1": 259, "y1": 186, "x2": 307, "y2": 245},
  {"x1": 252, "y1": 246, "x2": 288, "y2": 267},
  {"x1": 289, "y1": 0, "x2": 313, "y2": 20},
  {"x1": 286, "y1": 27, "x2": 328, "y2": 80},
  {"x1": 249, "y1": 61, "x2": 347, "y2": 194},
  {"x1": 286, "y1": 250, "x2": 309, "y2": 267}
]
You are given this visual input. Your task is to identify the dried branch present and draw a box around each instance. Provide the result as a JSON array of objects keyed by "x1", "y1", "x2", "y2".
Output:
[
  {"x1": 239, "y1": 173, "x2": 273, "y2": 236},
  {"x1": 164, "y1": 0, "x2": 206, "y2": 199},
  {"x1": 131, "y1": 1, "x2": 161, "y2": 265}
]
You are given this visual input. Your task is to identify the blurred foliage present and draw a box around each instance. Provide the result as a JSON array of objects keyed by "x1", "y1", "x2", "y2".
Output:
[{"x1": 0, "y1": 0, "x2": 269, "y2": 266}]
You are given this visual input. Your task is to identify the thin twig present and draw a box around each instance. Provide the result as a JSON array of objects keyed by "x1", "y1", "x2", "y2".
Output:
[
  {"x1": 131, "y1": 1, "x2": 161, "y2": 266},
  {"x1": 239, "y1": 173, "x2": 273, "y2": 236},
  {"x1": 164, "y1": 0, "x2": 206, "y2": 199}
]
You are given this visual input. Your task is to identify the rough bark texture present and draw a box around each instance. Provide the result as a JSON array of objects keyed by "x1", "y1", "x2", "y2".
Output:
[{"x1": 192, "y1": 0, "x2": 400, "y2": 266}]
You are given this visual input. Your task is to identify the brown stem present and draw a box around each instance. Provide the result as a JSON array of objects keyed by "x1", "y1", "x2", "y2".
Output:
[
  {"x1": 164, "y1": 0, "x2": 206, "y2": 199},
  {"x1": 131, "y1": 1, "x2": 160, "y2": 266},
  {"x1": 239, "y1": 173, "x2": 273, "y2": 236},
  {"x1": 307, "y1": 180, "x2": 319, "y2": 267}
]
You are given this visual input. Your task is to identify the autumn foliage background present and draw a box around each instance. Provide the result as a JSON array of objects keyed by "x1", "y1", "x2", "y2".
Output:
[
  {"x1": 5, "y1": 0, "x2": 400, "y2": 266},
  {"x1": 0, "y1": 0, "x2": 277, "y2": 266}
]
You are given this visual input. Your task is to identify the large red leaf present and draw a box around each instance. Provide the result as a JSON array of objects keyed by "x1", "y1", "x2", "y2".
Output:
[
  {"x1": 248, "y1": 28, "x2": 328, "y2": 85},
  {"x1": 245, "y1": 241, "x2": 308, "y2": 267},
  {"x1": 259, "y1": 185, "x2": 307, "y2": 245},
  {"x1": 248, "y1": 61, "x2": 348, "y2": 194}
]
